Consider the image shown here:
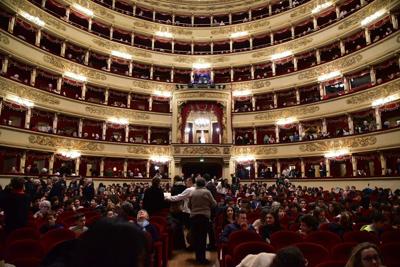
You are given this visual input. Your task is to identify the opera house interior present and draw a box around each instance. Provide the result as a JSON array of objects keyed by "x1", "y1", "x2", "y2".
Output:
[{"x1": 0, "y1": 0, "x2": 399, "y2": 266}]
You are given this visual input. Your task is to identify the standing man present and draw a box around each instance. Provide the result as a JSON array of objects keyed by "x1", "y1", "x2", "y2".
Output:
[
  {"x1": 189, "y1": 177, "x2": 217, "y2": 264},
  {"x1": 166, "y1": 177, "x2": 195, "y2": 231},
  {"x1": 0, "y1": 177, "x2": 30, "y2": 233}
]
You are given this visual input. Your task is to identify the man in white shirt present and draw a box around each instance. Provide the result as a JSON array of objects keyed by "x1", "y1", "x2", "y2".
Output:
[{"x1": 166, "y1": 177, "x2": 196, "y2": 249}]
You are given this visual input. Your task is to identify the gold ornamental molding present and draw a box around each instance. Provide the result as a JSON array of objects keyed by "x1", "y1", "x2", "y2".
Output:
[
  {"x1": 254, "y1": 106, "x2": 320, "y2": 121},
  {"x1": 85, "y1": 106, "x2": 150, "y2": 121},
  {"x1": 10, "y1": 0, "x2": 66, "y2": 31},
  {"x1": 232, "y1": 80, "x2": 271, "y2": 90},
  {"x1": 0, "y1": 78, "x2": 60, "y2": 105},
  {"x1": 298, "y1": 54, "x2": 363, "y2": 80},
  {"x1": 28, "y1": 135, "x2": 105, "y2": 151},
  {"x1": 0, "y1": 32, "x2": 10, "y2": 45},
  {"x1": 173, "y1": 56, "x2": 228, "y2": 64},
  {"x1": 63, "y1": 0, "x2": 115, "y2": 20},
  {"x1": 290, "y1": 0, "x2": 339, "y2": 18},
  {"x1": 346, "y1": 79, "x2": 400, "y2": 105},
  {"x1": 299, "y1": 136, "x2": 377, "y2": 152},
  {"x1": 339, "y1": 0, "x2": 392, "y2": 30},
  {"x1": 132, "y1": 21, "x2": 193, "y2": 36},
  {"x1": 92, "y1": 39, "x2": 153, "y2": 59},
  {"x1": 173, "y1": 146, "x2": 227, "y2": 155},
  {"x1": 132, "y1": 80, "x2": 174, "y2": 91},
  {"x1": 252, "y1": 38, "x2": 313, "y2": 58},
  {"x1": 176, "y1": 91, "x2": 229, "y2": 100},
  {"x1": 210, "y1": 20, "x2": 270, "y2": 35},
  {"x1": 127, "y1": 146, "x2": 171, "y2": 155},
  {"x1": 136, "y1": 0, "x2": 265, "y2": 14},
  {"x1": 232, "y1": 146, "x2": 278, "y2": 156},
  {"x1": 43, "y1": 55, "x2": 107, "y2": 81}
]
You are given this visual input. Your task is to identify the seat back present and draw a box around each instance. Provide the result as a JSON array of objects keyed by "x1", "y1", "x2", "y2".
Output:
[
  {"x1": 330, "y1": 242, "x2": 357, "y2": 262},
  {"x1": 380, "y1": 242, "x2": 400, "y2": 267},
  {"x1": 381, "y1": 230, "x2": 400, "y2": 244},
  {"x1": 8, "y1": 257, "x2": 42, "y2": 267},
  {"x1": 40, "y1": 228, "x2": 76, "y2": 253},
  {"x1": 270, "y1": 230, "x2": 303, "y2": 250},
  {"x1": 315, "y1": 260, "x2": 348, "y2": 267},
  {"x1": 305, "y1": 231, "x2": 342, "y2": 249},
  {"x1": 6, "y1": 227, "x2": 40, "y2": 245},
  {"x1": 5, "y1": 240, "x2": 45, "y2": 263},
  {"x1": 227, "y1": 230, "x2": 263, "y2": 255},
  {"x1": 343, "y1": 231, "x2": 379, "y2": 244},
  {"x1": 294, "y1": 242, "x2": 329, "y2": 267},
  {"x1": 231, "y1": 241, "x2": 275, "y2": 266}
]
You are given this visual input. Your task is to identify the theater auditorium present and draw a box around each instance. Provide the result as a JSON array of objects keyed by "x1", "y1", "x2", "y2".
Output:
[{"x1": 0, "y1": 0, "x2": 399, "y2": 266}]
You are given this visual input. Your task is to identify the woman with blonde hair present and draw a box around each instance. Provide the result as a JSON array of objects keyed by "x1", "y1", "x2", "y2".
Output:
[{"x1": 345, "y1": 242, "x2": 386, "y2": 267}]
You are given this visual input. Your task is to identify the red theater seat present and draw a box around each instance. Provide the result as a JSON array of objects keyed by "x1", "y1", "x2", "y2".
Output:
[
  {"x1": 305, "y1": 231, "x2": 342, "y2": 249},
  {"x1": 270, "y1": 230, "x2": 303, "y2": 250},
  {"x1": 330, "y1": 242, "x2": 357, "y2": 262},
  {"x1": 294, "y1": 242, "x2": 330, "y2": 267},
  {"x1": 343, "y1": 231, "x2": 379, "y2": 244}
]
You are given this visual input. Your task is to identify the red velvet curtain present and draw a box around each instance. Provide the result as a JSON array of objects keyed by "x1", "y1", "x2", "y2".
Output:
[{"x1": 180, "y1": 102, "x2": 223, "y2": 143}]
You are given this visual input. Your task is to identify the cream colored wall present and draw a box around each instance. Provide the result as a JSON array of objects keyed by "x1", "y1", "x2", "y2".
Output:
[
  {"x1": 2, "y1": 0, "x2": 398, "y2": 68},
  {"x1": 0, "y1": 77, "x2": 172, "y2": 127},
  {"x1": 233, "y1": 78, "x2": 400, "y2": 127},
  {"x1": 1, "y1": 30, "x2": 399, "y2": 96}
]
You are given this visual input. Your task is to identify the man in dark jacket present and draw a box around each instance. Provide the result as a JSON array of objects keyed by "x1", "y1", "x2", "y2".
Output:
[
  {"x1": 0, "y1": 177, "x2": 30, "y2": 233},
  {"x1": 142, "y1": 177, "x2": 166, "y2": 215}
]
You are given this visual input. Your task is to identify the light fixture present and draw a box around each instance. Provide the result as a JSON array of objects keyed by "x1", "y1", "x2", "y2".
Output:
[
  {"x1": 230, "y1": 31, "x2": 249, "y2": 39},
  {"x1": 194, "y1": 118, "x2": 210, "y2": 127},
  {"x1": 6, "y1": 95, "x2": 34, "y2": 108},
  {"x1": 154, "y1": 165, "x2": 160, "y2": 170},
  {"x1": 324, "y1": 148, "x2": 350, "y2": 158},
  {"x1": 311, "y1": 1, "x2": 333, "y2": 14},
  {"x1": 361, "y1": 9, "x2": 386, "y2": 27},
  {"x1": 72, "y1": 3, "x2": 94, "y2": 17},
  {"x1": 111, "y1": 50, "x2": 132, "y2": 60},
  {"x1": 184, "y1": 127, "x2": 191, "y2": 133},
  {"x1": 276, "y1": 117, "x2": 298, "y2": 125},
  {"x1": 18, "y1": 11, "x2": 45, "y2": 27},
  {"x1": 154, "y1": 90, "x2": 172, "y2": 98},
  {"x1": 107, "y1": 117, "x2": 129, "y2": 125},
  {"x1": 271, "y1": 51, "x2": 293, "y2": 61},
  {"x1": 236, "y1": 155, "x2": 255, "y2": 162},
  {"x1": 193, "y1": 62, "x2": 211, "y2": 69},
  {"x1": 216, "y1": 127, "x2": 220, "y2": 132},
  {"x1": 155, "y1": 31, "x2": 173, "y2": 39},
  {"x1": 372, "y1": 94, "x2": 400, "y2": 107},
  {"x1": 58, "y1": 149, "x2": 81, "y2": 159},
  {"x1": 232, "y1": 89, "x2": 252, "y2": 97},
  {"x1": 150, "y1": 155, "x2": 170, "y2": 163},
  {"x1": 200, "y1": 158, "x2": 204, "y2": 162},
  {"x1": 64, "y1": 71, "x2": 87, "y2": 82},
  {"x1": 317, "y1": 70, "x2": 342, "y2": 82}
]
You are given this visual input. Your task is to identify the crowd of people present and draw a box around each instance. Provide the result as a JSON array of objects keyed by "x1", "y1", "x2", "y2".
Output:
[{"x1": 0, "y1": 174, "x2": 398, "y2": 266}]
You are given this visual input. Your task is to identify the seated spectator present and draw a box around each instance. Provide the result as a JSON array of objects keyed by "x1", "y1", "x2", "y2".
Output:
[
  {"x1": 259, "y1": 211, "x2": 283, "y2": 243},
  {"x1": 69, "y1": 213, "x2": 88, "y2": 236},
  {"x1": 299, "y1": 214, "x2": 319, "y2": 237},
  {"x1": 40, "y1": 212, "x2": 64, "y2": 234},
  {"x1": 34, "y1": 200, "x2": 51, "y2": 219},
  {"x1": 361, "y1": 211, "x2": 385, "y2": 235},
  {"x1": 220, "y1": 210, "x2": 255, "y2": 243},
  {"x1": 270, "y1": 246, "x2": 308, "y2": 267},
  {"x1": 221, "y1": 206, "x2": 236, "y2": 229},
  {"x1": 327, "y1": 211, "x2": 353, "y2": 236},
  {"x1": 42, "y1": 218, "x2": 148, "y2": 267},
  {"x1": 345, "y1": 242, "x2": 385, "y2": 267},
  {"x1": 135, "y1": 209, "x2": 159, "y2": 242}
]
